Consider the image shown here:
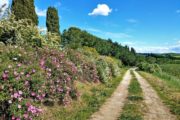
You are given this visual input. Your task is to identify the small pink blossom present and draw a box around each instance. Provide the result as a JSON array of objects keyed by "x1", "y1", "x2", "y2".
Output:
[
  {"x1": 12, "y1": 116, "x2": 15, "y2": 120},
  {"x1": 13, "y1": 93, "x2": 19, "y2": 98},
  {"x1": 31, "y1": 92, "x2": 36, "y2": 97},
  {"x1": 2, "y1": 72, "x2": 8, "y2": 80},
  {"x1": 18, "y1": 104, "x2": 21, "y2": 109},
  {"x1": 18, "y1": 91, "x2": 23, "y2": 95},
  {"x1": 17, "y1": 63, "x2": 22, "y2": 67},
  {"x1": 32, "y1": 69, "x2": 36, "y2": 73}
]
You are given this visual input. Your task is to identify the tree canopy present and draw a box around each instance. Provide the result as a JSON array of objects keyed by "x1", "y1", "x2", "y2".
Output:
[
  {"x1": 11, "y1": 0, "x2": 38, "y2": 25},
  {"x1": 46, "y1": 7, "x2": 60, "y2": 35}
]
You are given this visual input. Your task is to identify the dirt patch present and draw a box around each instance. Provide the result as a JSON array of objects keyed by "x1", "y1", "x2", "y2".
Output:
[
  {"x1": 90, "y1": 70, "x2": 132, "y2": 120},
  {"x1": 133, "y1": 71, "x2": 176, "y2": 120}
]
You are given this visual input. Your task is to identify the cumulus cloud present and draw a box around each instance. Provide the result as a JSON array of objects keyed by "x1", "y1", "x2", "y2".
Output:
[
  {"x1": 0, "y1": 0, "x2": 9, "y2": 17},
  {"x1": 88, "y1": 4, "x2": 112, "y2": 16},
  {"x1": 35, "y1": 7, "x2": 47, "y2": 17}
]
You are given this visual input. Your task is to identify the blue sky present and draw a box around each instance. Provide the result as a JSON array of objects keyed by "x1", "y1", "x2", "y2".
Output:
[{"x1": 2, "y1": 0, "x2": 180, "y2": 53}]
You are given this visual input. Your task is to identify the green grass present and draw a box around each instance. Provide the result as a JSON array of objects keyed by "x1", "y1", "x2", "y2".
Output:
[
  {"x1": 140, "y1": 72, "x2": 180, "y2": 120},
  {"x1": 160, "y1": 64, "x2": 180, "y2": 79},
  {"x1": 119, "y1": 71, "x2": 144, "y2": 120},
  {"x1": 39, "y1": 69, "x2": 127, "y2": 120}
]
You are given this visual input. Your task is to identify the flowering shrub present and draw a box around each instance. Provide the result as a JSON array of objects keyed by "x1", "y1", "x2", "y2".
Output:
[
  {"x1": 0, "y1": 44, "x2": 121, "y2": 119},
  {"x1": 0, "y1": 46, "x2": 78, "y2": 119}
]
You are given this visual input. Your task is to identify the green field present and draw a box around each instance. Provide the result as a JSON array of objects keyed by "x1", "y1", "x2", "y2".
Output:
[{"x1": 160, "y1": 64, "x2": 180, "y2": 79}]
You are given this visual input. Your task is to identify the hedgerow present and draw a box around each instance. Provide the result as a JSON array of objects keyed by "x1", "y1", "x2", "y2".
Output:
[{"x1": 0, "y1": 13, "x2": 122, "y2": 120}]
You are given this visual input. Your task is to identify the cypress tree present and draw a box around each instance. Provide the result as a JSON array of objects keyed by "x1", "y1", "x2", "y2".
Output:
[
  {"x1": 46, "y1": 7, "x2": 60, "y2": 35},
  {"x1": 11, "y1": 0, "x2": 38, "y2": 25}
]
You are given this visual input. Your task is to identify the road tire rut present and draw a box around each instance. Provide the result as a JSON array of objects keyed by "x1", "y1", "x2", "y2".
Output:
[
  {"x1": 90, "y1": 70, "x2": 132, "y2": 120},
  {"x1": 133, "y1": 71, "x2": 176, "y2": 120}
]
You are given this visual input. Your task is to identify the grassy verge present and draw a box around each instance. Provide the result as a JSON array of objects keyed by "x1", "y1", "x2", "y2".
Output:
[
  {"x1": 139, "y1": 72, "x2": 180, "y2": 120},
  {"x1": 39, "y1": 69, "x2": 127, "y2": 120},
  {"x1": 119, "y1": 71, "x2": 144, "y2": 120}
]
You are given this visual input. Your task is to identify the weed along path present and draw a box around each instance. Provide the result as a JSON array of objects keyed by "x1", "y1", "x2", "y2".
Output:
[
  {"x1": 133, "y1": 71, "x2": 176, "y2": 120},
  {"x1": 90, "y1": 70, "x2": 132, "y2": 120}
]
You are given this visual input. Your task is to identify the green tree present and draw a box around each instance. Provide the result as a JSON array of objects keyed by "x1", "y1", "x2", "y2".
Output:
[
  {"x1": 11, "y1": 0, "x2": 38, "y2": 25},
  {"x1": 46, "y1": 7, "x2": 60, "y2": 35}
]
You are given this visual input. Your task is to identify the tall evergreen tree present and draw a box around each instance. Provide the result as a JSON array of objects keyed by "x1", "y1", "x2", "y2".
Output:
[
  {"x1": 11, "y1": 0, "x2": 38, "y2": 25},
  {"x1": 46, "y1": 7, "x2": 60, "y2": 35}
]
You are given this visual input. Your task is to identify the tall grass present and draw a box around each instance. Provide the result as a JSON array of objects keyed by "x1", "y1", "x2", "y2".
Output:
[
  {"x1": 160, "y1": 64, "x2": 180, "y2": 79},
  {"x1": 140, "y1": 72, "x2": 180, "y2": 120}
]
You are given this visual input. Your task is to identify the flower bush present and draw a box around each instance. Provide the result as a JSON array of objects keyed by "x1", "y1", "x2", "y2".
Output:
[
  {"x1": 0, "y1": 12, "x2": 122, "y2": 120},
  {"x1": 0, "y1": 45, "x2": 79, "y2": 119}
]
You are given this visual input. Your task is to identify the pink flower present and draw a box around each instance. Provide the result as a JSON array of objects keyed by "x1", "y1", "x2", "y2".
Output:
[
  {"x1": 2, "y1": 72, "x2": 8, "y2": 80},
  {"x1": 17, "y1": 63, "x2": 22, "y2": 67},
  {"x1": 12, "y1": 116, "x2": 15, "y2": 120},
  {"x1": 25, "y1": 81, "x2": 29, "y2": 86},
  {"x1": 13, "y1": 71, "x2": 18, "y2": 76},
  {"x1": 13, "y1": 93, "x2": 19, "y2": 98},
  {"x1": 31, "y1": 92, "x2": 36, "y2": 97},
  {"x1": 18, "y1": 104, "x2": 21, "y2": 109},
  {"x1": 32, "y1": 69, "x2": 36, "y2": 73},
  {"x1": 18, "y1": 91, "x2": 23, "y2": 95},
  {"x1": 40, "y1": 59, "x2": 45, "y2": 67},
  {"x1": 16, "y1": 117, "x2": 21, "y2": 120},
  {"x1": 67, "y1": 77, "x2": 71, "y2": 81},
  {"x1": 26, "y1": 102, "x2": 31, "y2": 107},
  {"x1": 23, "y1": 114, "x2": 28, "y2": 119},
  {"x1": 26, "y1": 74, "x2": 30, "y2": 78}
]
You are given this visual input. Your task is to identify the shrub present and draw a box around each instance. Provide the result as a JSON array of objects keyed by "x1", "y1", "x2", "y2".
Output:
[
  {"x1": 0, "y1": 15, "x2": 43, "y2": 46},
  {"x1": 0, "y1": 46, "x2": 79, "y2": 119},
  {"x1": 138, "y1": 62, "x2": 162, "y2": 73}
]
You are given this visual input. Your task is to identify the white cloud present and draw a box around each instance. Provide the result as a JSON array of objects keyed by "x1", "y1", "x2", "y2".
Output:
[
  {"x1": 134, "y1": 42, "x2": 180, "y2": 53},
  {"x1": 0, "y1": 0, "x2": 9, "y2": 17},
  {"x1": 88, "y1": 4, "x2": 112, "y2": 16},
  {"x1": 35, "y1": 7, "x2": 47, "y2": 17},
  {"x1": 127, "y1": 19, "x2": 138, "y2": 23}
]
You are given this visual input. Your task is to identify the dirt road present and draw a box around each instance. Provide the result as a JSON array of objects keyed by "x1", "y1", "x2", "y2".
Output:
[
  {"x1": 90, "y1": 70, "x2": 132, "y2": 120},
  {"x1": 133, "y1": 71, "x2": 176, "y2": 120}
]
